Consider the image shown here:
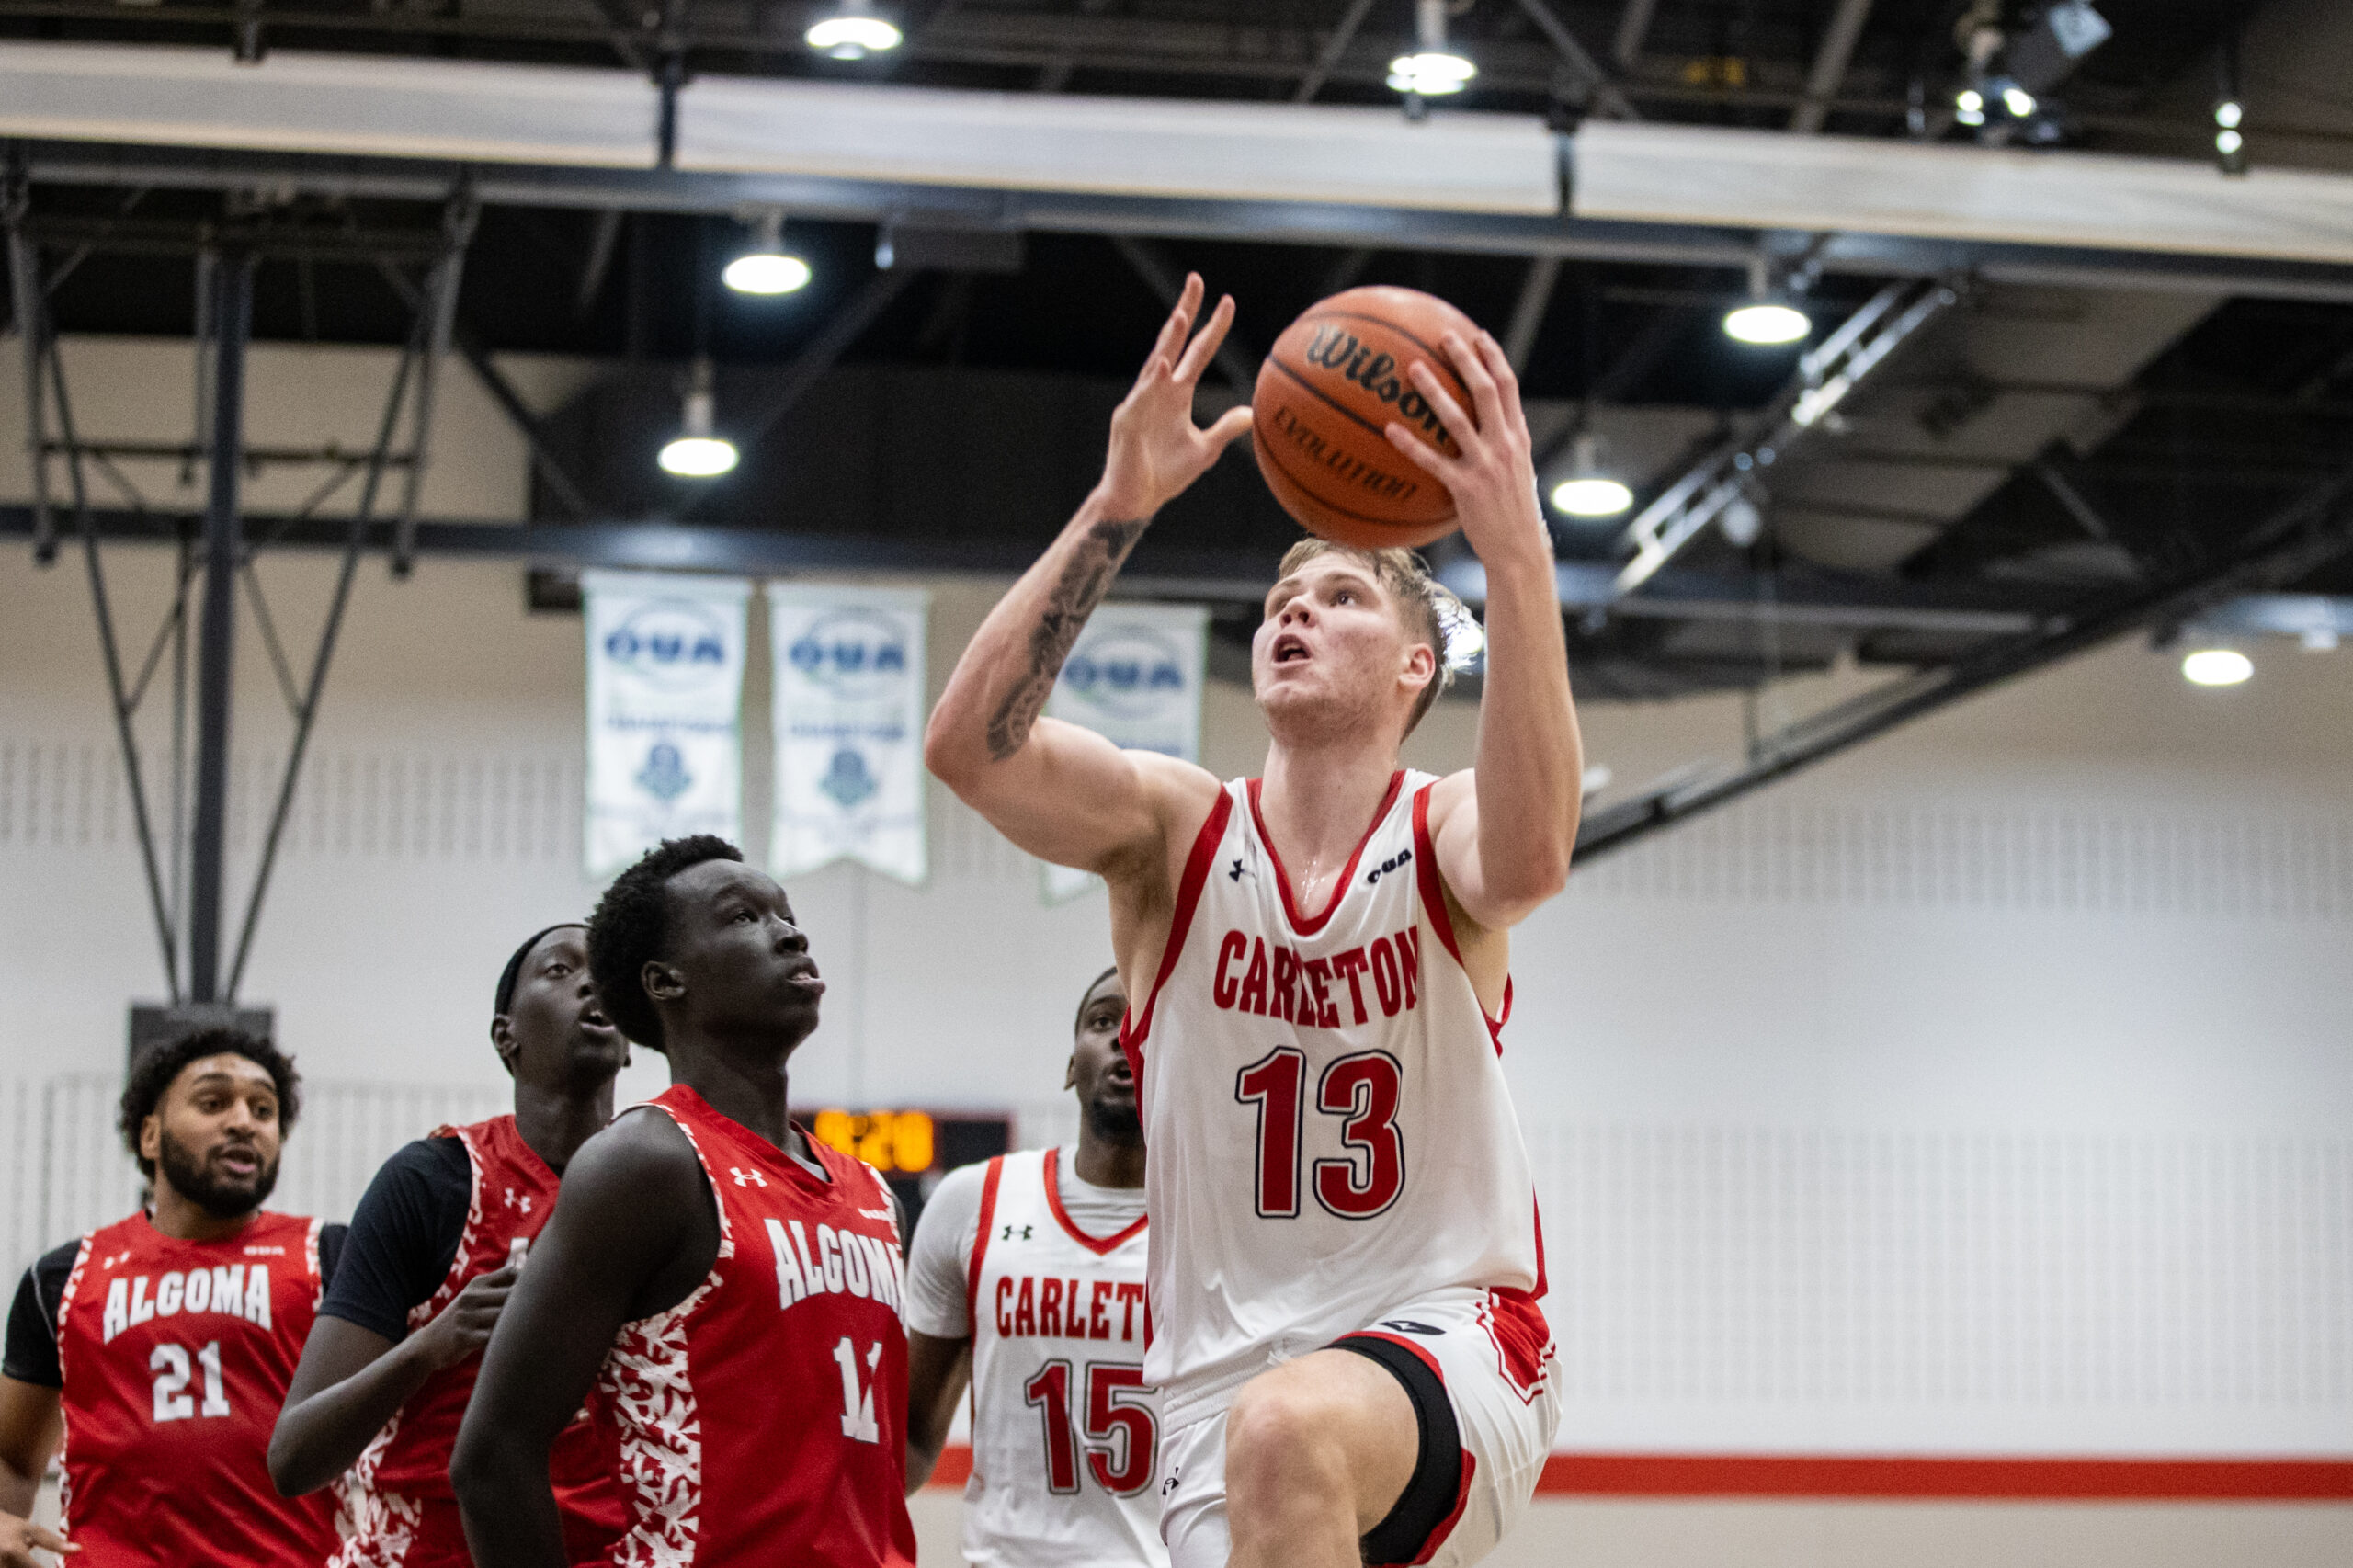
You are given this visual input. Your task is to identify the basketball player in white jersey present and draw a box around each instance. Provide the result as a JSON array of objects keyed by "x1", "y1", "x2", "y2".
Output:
[
  {"x1": 903, "y1": 967, "x2": 1161, "y2": 1568},
  {"x1": 926, "y1": 272, "x2": 1581, "y2": 1568}
]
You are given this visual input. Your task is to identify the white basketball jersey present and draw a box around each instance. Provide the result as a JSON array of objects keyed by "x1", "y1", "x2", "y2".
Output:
[
  {"x1": 1121, "y1": 771, "x2": 1545, "y2": 1429},
  {"x1": 961, "y1": 1148, "x2": 1165, "y2": 1568}
]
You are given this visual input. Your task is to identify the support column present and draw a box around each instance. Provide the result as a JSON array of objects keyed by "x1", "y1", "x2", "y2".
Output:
[{"x1": 188, "y1": 249, "x2": 253, "y2": 1004}]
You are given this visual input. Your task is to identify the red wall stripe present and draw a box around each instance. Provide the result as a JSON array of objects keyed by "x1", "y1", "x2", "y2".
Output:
[
  {"x1": 920, "y1": 1447, "x2": 2353, "y2": 1501},
  {"x1": 1537, "y1": 1455, "x2": 2353, "y2": 1500}
]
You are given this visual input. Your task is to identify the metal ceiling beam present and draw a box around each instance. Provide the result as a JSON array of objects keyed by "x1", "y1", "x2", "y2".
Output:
[
  {"x1": 1111, "y1": 235, "x2": 1259, "y2": 398},
  {"x1": 676, "y1": 262, "x2": 923, "y2": 522},
  {"x1": 1790, "y1": 0, "x2": 1875, "y2": 134},
  {"x1": 1292, "y1": 0, "x2": 1379, "y2": 104},
  {"x1": 1508, "y1": 0, "x2": 1639, "y2": 119},
  {"x1": 1611, "y1": 0, "x2": 1659, "y2": 69},
  {"x1": 1503, "y1": 256, "x2": 1563, "y2": 375},
  {"x1": 2, "y1": 151, "x2": 55, "y2": 563},
  {"x1": 186, "y1": 247, "x2": 251, "y2": 1004},
  {"x1": 1575, "y1": 455, "x2": 2353, "y2": 862},
  {"x1": 0, "y1": 503, "x2": 2072, "y2": 635},
  {"x1": 25, "y1": 141, "x2": 2353, "y2": 305},
  {"x1": 1614, "y1": 278, "x2": 1959, "y2": 594}
]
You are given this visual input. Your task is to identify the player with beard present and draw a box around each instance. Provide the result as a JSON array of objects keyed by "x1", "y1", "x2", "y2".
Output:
[
  {"x1": 0, "y1": 1028, "x2": 346, "y2": 1567},
  {"x1": 268, "y1": 923, "x2": 631, "y2": 1566},
  {"x1": 904, "y1": 967, "x2": 1161, "y2": 1568},
  {"x1": 452, "y1": 835, "x2": 916, "y2": 1568},
  {"x1": 928, "y1": 276, "x2": 1580, "y2": 1568}
]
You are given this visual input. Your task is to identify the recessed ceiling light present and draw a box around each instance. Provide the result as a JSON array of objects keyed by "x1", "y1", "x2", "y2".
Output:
[
  {"x1": 1723, "y1": 301, "x2": 1812, "y2": 346},
  {"x1": 723, "y1": 252, "x2": 813, "y2": 296},
  {"x1": 806, "y1": 2, "x2": 901, "y2": 59},
  {"x1": 1551, "y1": 477, "x2": 1634, "y2": 517},
  {"x1": 2181, "y1": 647, "x2": 2252, "y2": 687}
]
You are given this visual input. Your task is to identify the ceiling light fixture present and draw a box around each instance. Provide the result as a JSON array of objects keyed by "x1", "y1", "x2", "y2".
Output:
[
  {"x1": 2000, "y1": 83, "x2": 2038, "y2": 118},
  {"x1": 1388, "y1": 0, "x2": 1476, "y2": 98},
  {"x1": 2213, "y1": 96, "x2": 2248, "y2": 175},
  {"x1": 722, "y1": 210, "x2": 812, "y2": 296},
  {"x1": 658, "y1": 358, "x2": 739, "y2": 478},
  {"x1": 805, "y1": 0, "x2": 902, "y2": 60},
  {"x1": 1722, "y1": 256, "x2": 1812, "y2": 346},
  {"x1": 1550, "y1": 433, "x2": 1634, "y2": 518},
  {"x1": 2181, "y1": 647, "x2": 2252, "y2": 687},
  {"x1": 1954, "y1": 85, "x2": 1986, "y2": 126},
  {"x1": 1724, "y1": 301, "x2": 1812, "y2": 346}
]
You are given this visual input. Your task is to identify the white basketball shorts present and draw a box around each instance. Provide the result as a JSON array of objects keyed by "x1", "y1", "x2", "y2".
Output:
[{"x1": 1156, "y1": 1286, "x2": 1561, "y2": 1568}]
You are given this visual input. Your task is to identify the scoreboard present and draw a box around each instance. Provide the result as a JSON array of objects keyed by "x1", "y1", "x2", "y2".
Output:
[{"x1": 797, "y1": 1108, "x2": 1015, "y2": 1242}]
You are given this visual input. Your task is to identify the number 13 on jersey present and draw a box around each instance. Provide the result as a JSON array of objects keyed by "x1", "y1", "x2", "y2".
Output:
[{"x1": 1235, "y1": 1047, "x2": 1404, "y2": 1219}]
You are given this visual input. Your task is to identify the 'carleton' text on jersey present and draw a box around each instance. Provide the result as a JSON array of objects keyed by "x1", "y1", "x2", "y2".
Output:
[
  {"x1": 990, "y1": 1276, "x2": 1146, "y2": 1341},
  {"x1": 1208, "y1": 929, "x2": 1420, "y2": 1024}
]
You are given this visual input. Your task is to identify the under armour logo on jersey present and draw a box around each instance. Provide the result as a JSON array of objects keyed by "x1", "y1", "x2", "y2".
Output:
[
  {"x1": 729, "y1": 1167, "x2": 768, "y2": 1187},
  {"x1": 503, "y1": 1186, "x2": 532, "y2": 1214},
  {"x1": 1229, "y1": 858, "x2": 1248, "y2": 882},
  {"x1": 1000, "y1": 1223, "x2": 1033, "y2": 1242},
  {"x1": 1377, "y1": 1318, "x2": 1443, "y2": 1335},
  {"x1": 1366, "y1": 847, "x2": 1413, "y2": 884}
]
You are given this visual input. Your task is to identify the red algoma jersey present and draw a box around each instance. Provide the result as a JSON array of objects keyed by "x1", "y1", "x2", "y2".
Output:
[
  {"x1": 597, "y1": 1085, "x2": 917, "y2": 1568},
  {"x1": 335, "y1": 1115, "x2": 626, "y2": 1568},
  {"x1": 56, "y1": 1210, "x2": 341, "y2": 1567}
]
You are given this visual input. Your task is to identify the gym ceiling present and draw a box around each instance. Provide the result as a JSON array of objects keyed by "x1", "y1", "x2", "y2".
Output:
[{"x1": 6, "y1": 0, "x2": 2352, "y2": 723}]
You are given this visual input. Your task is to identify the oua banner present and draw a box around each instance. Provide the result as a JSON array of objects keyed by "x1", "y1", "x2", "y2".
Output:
[
  {"x1": 583, "y1": 570, "x2": 750, "y2": 878},
  {"x1": 1041, "y1": 601, "x2": 1210, "y2": 903},
  {"x1": 767, "y1": 584, "x2": 931, "y2": 885}
]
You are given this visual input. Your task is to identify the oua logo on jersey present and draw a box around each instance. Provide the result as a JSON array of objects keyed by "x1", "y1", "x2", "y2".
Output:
[{"x1": 102, "y1": 1266, "x2": 276, "y2": 1341}]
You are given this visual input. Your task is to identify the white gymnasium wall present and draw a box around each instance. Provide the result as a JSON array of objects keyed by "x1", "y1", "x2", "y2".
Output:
[{"x1": 5, "y1": 343, "x2": 2352, "y2": 1496}]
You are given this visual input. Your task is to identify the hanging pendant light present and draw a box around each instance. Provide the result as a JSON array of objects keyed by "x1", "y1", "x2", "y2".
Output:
[{"x1": 658, "y1": 358, "x2": 739, "y2": 478}]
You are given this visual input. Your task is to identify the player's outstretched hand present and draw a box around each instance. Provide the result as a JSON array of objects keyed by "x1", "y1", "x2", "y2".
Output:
[
  {"x1": 1383, "y1": 329, "x2": 1552, "y2": 568},
  {"x1": 0, "y1": 1511, "x2": 77, "y2": 1564},
  {"x1": 415, "y1": 1264, "x2": 518, "y2": 1372},
  {"x1": 1099, "y1": 271, "x2": 1256, "y2": 518}
]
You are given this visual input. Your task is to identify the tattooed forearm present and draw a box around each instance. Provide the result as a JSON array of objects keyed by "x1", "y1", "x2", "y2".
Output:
[{"x1": 983, "y1": 516, "x2": 1147, "y2": 761}]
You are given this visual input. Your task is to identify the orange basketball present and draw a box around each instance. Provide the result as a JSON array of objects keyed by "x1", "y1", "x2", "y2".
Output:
[{"x1": 1252, "y1": 285, "x2": 1482, "y2": 551}]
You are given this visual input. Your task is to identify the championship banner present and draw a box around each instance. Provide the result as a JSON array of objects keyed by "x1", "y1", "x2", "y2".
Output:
[
  {"x1": 584, "y1": 571, "x2": 751, "y2": 878},
  {"x1": 1041, "y1": 601, "x2": 1209, "y2": 903},
  {"x1": 767, "y1": 584, "x2": 931, "y2": 885}
]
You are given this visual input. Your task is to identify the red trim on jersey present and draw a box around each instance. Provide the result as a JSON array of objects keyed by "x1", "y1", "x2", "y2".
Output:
[
  {"x1": 964, "y1": 1156, "x2": 1006, "y2": 1328},
  {"x1": 1533, "y1": 1454, "x2": 2353, "y2": 1500},
  {"x1": 1482, "y1": 1288, "x2": 1552, "y2": 1402},
  {"x1": 1245, "y1": 770, "x2": 1404, "y2": 937},
  {"x1": 1529, "y1": 1197, "x2": 1548, "y2": 1300},
  {"x1": 1410, "y1": 782, "x2": 1506, "y2": 1050},
  {"x1": 1118, "y1": 787, "x2": 1234, "y2": 1085},
  {"x1": 1039, "y1": 1147, "x2": 1148, "y2": 1256}
]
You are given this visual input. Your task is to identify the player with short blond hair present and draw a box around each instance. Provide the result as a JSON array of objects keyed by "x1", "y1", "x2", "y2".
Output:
[{"x1": 927, "y1": 273, "x2": 1582, "y2": 1568}]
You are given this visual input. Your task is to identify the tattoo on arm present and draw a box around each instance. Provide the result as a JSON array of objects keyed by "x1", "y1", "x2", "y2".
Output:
[{"x1": 984, "y1": 516, "x2": 1147, "y2": 761}]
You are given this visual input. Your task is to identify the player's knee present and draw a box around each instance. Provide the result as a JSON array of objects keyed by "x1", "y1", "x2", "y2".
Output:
[{"x1": 1225, "y1": 1375, "x2": 1351, "y2": 1497}]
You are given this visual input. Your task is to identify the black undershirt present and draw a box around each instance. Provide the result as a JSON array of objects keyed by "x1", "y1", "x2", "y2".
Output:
[
  {"x1": 315, "y1": 1135, "x2": 474, "y2": 1343},
  {"x1": 4, "y1": 1220, "x2": 350, "y2": 1390}
]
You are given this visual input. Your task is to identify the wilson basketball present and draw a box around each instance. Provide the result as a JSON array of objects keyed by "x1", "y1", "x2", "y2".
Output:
[{"x1": 1252, "y1": 285, "x2": 1482, "y2": 551}]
